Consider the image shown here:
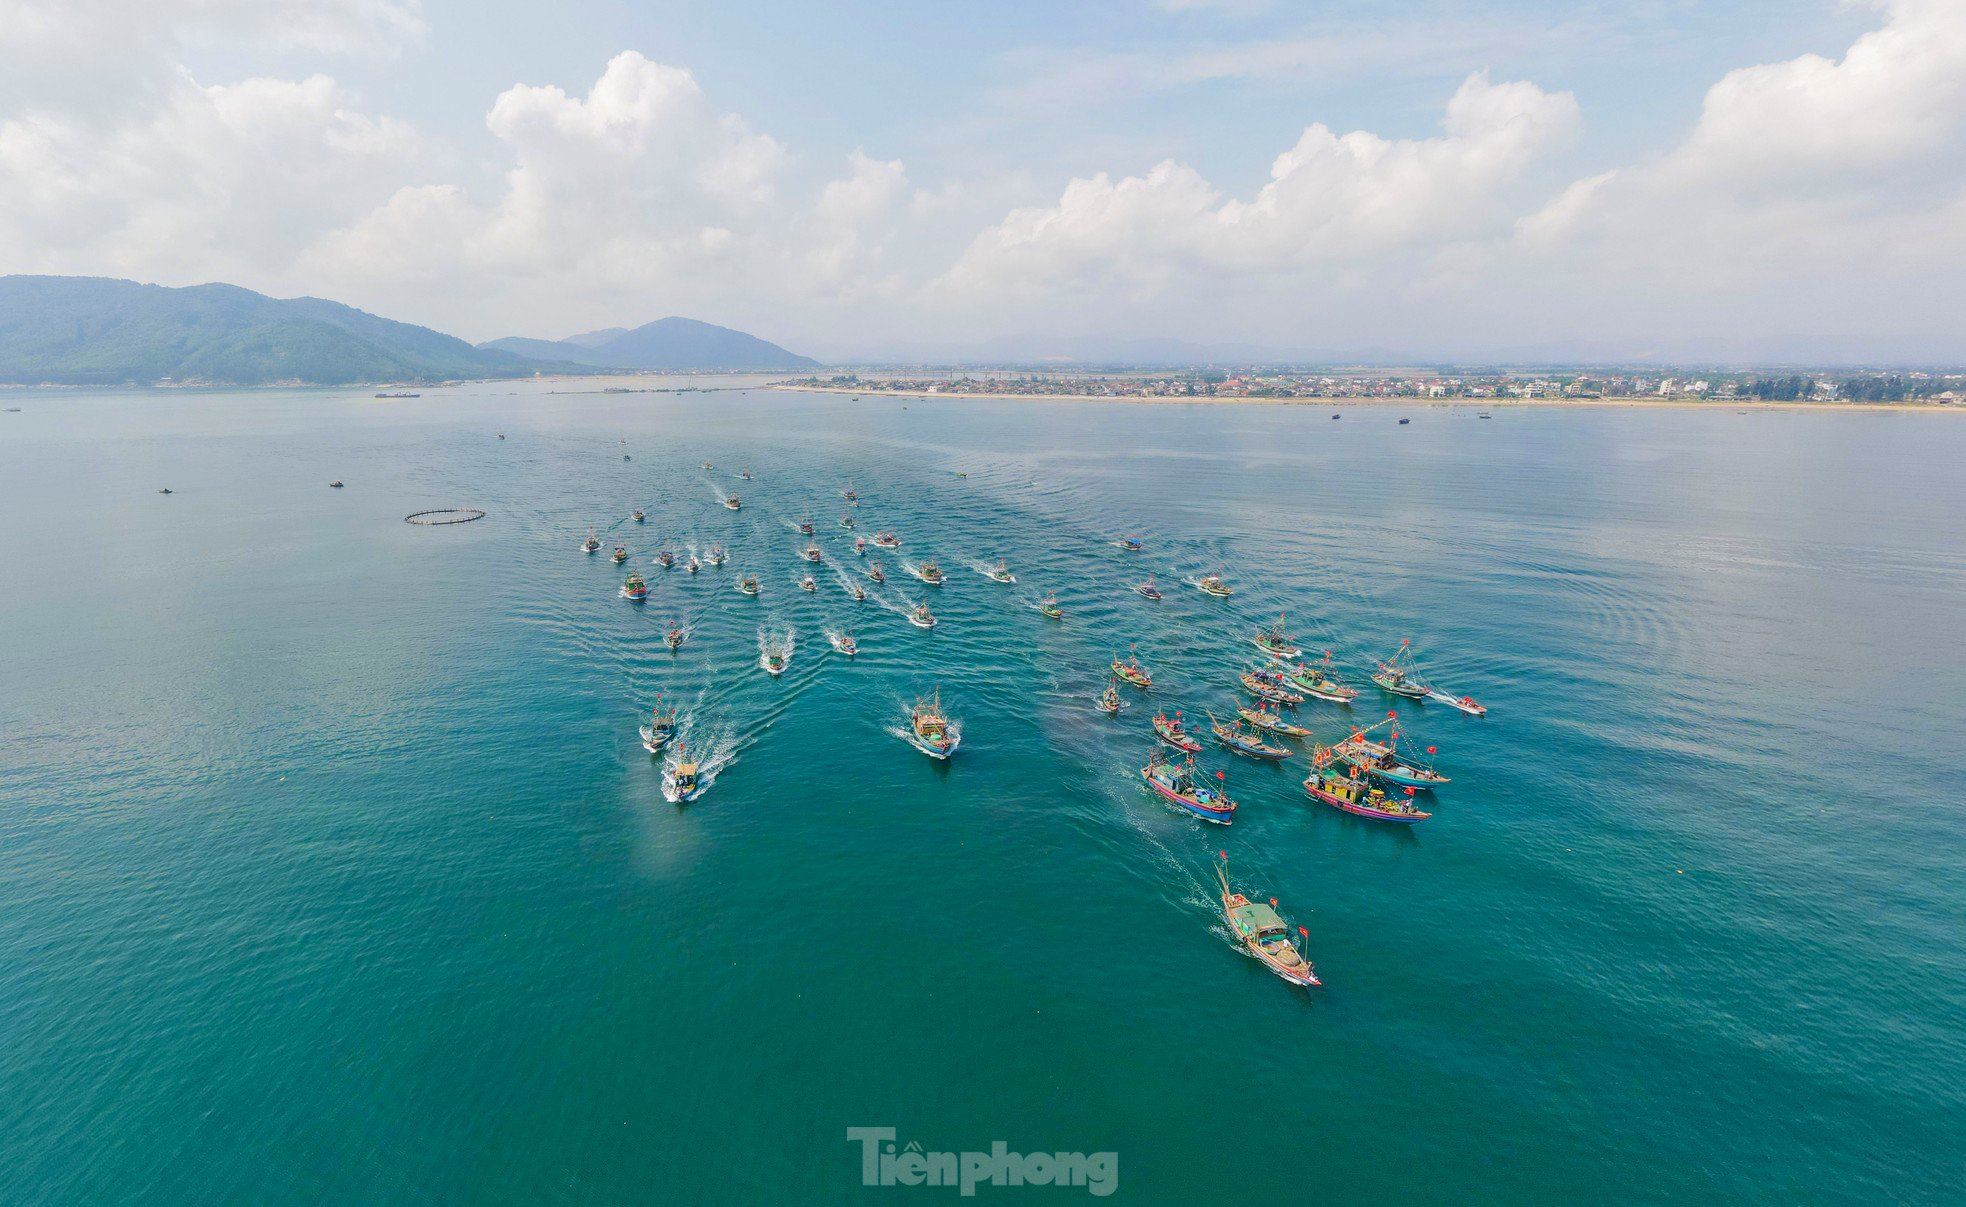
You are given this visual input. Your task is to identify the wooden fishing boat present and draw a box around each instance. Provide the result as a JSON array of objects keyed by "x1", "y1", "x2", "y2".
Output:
[
  {"x1": 1303, "y1": 750, "x2": 1430, "y2": 823},
  {"x1": 850, "y1": 583, "x2": 866, "y2": 601},
  {"x1": 582, "y1": 532, "x2": 601, "y2": 554},
  {"x1": 1278, "y1": 656, "x2": 1359, "y2": 703},
  {"x1": 686, "y1": 556, "x2": 700, "y2": 574},
  {"x1": 1039, "y1": 594, "x2": 1063, "y2": 620},
  {"x1": 1195, "y1": 570, "x2": 1233, "y2": 598},
  {"x1": 664, "y1": 624, "x2": 685, "y2": 650},
  {"x1": 654, "y1": 548, "x2": 675, "y2": 568},
  {"x1": 1372, "y1": 639, "x2": 1431, "y2": 699},
  {"x1": 738, "y1": 468, "x2": 751, "y2": 480},
  {"x1": 907, "y1": 599, "x2": 936, "y2": 629},
  {"x1": 631, "y1": 509, "x2": 645, "y2": 522},
  {"x1": 1216, "y1": 855, "x2": 1318, "y2": 985},
  {"x1": 705, "y1": 544, "x2": 727, "y2": 566},
  {"x1": 1252, "y1": 612, "x2": 1301, "y2": 660},
  {"x1": 913, "y1": 559, "x2": 944, "y2": 585},
  {"x1": 724, "y1": 495, "x2": 741, "y2": 510},
  {"x1": 839, "y1": 514, "x2": 855, "y2": 530},
  {"x1": 1239, "y1": 670, "x2": 1305, "y2": 706},
  {"x1": 737, "y1": 575, "x2": 760, "y2": 597},
  {"x1": 1210, "y1": 711, "x2": 1291, "y2": 760},
  {"x1": 761, "y1": 636, "x2": 790, "y2": 677},
  {"x1": 1113, "y1": 536, "x2": 1145, "y2": 552},
  {"x1": 611, "y1": 546, "x2": 629, "y2": 564},
  {"x1": 800, "y1": 575, "x2": 816, "y2": 592},
  {"x1": 841, "y1": 483, "x2": 858, "y2": 502},
  {"x1": 664, "y1": 743, "x2": 708, "y2": 803},
  {"x1": 798, "y1": 514, "x2": 815, "y2": 535},
  {"x1": 1135, "y1": 573, "x2": 1162, "y2": 601},
  {"x1": 1112, "y1": 649, "x2": 1152, "y2": 688},
  {"x1": 702, "y1": 460, "x2": 714, "y2": 470},
  {"x1": 639, "y1": 697, "x2": 679, "y2": 753},
  {"x1": 1096, "y1": 678, "x2": 1124, "y2": 714},
  {"x1": 873, "y1": 531, "x2": 901, "y2": 549},
  {"x1": 1236, "y1": 705, "x2": 1311, "y2": 738},
  {"x1": 1152, "y1": 711, "x2": 1202, "y2": 753},
  {"x1": 1429, "y1": 690, "x2": 1488, "y2": 717},
  {"x1": 867, "y1": 562, "x2": 886, "y2": 583},
  {"x1": 830, "y1": 629, "x2": 858, "y2": 656},
  {"x1": 803, "y1": 542, "x2": 823, "y2": 563},
  {"x1": 1141, "y1": 752, "x2": 1235, "y2": 824},
  {"x1": 906, "y1": 689, "x2": 958, "y2": 757},
  {"x1": 1332, "y1": 719, "x2": 1450, "y2": 789},
  {"x1": 620, "y1": 571, "x2": 649, "y2": 601},
  {"x1": 988, "y1": 558, "x2": 1015, "y2": 584},
  {"x1": 330, "y1": 480, "x2": 344, "y2": 488},
  {"x1": 854, "y1": 536, "x2": 868, "y2": 555}
]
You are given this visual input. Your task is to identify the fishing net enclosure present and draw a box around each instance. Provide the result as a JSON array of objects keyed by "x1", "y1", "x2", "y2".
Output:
[{"x1": 403, "y1": 508, "x2": 486, "y2": 525}]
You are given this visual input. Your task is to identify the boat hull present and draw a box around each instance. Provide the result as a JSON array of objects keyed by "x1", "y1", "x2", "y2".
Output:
[
  {"x1": 1305, "y1": 784, "x2": 1429, "y2": 823},
  {"x1": 1141, "y1": 771, "x2": 1234, "y2": 824}
]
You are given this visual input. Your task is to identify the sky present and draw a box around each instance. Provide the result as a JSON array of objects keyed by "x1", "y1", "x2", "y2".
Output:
[{"x1": 1, "y1": 0, "x2": 1962, "y2": 362}]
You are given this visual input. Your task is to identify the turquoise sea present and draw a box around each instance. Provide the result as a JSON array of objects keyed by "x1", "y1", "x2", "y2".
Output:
[{"x1": 2, "y1": 382, "x2": 1963, "y2": 1203}]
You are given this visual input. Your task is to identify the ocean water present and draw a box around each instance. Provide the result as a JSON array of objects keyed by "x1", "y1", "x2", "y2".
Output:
[{"x1": 2, "y1": 382, "x2": 1962, "y2": 1204}]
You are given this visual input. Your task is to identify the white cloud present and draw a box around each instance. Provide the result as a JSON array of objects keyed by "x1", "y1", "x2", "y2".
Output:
[{"x1": 936, "y1": 73, "x2": 1579, "y2": 301}]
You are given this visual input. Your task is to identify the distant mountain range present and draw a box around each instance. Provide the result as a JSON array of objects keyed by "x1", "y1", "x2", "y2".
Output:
[
  {"x1": 0, "y1": 276, "x2": 557, "y2": 386},
  {"x1": 482, "y1": 318, "x2": 818, "y2": 371}
]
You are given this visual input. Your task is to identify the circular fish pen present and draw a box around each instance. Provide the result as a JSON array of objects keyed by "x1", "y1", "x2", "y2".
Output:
[{"x1": 404, "y1": 508, "x2": 486, "y2": 526}]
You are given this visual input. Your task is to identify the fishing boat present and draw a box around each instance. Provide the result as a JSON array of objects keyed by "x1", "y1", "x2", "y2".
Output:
[
  {"x1": 611, "y1": 546, "x2": 629, "y2": 564},
  {"x1": 1239, "y1": 670, "x2": 1305, "y2": 706},
  {"x1": 905, "y1": 690, "x2": 959, "y2": 758},
  {"x1": 1152, "y1": 710, "x2": 1202, "y2": 753},
  {"x1": 1195, "y1": 570, "x2": 1233, "y2": 598},
  {"x1": 800, "y1": 574, "x2": 816, "y2": 592},
  {"x1": 654, "y1": 548, "x2": 675, "y2": 568},
  {"x1": 739, "y1": 468, "x2": 752, "y2": 480},
  {"x1": 664, "y1": 744, "x2": 709, "y2": 803},
  {"x1": 913, "y1": 559, "x2": 944, "y2": 585},
  {"x1": 639, "y1": 698, "x2": 679, "y2": 753},
  {"x1": 1140, "y1": 752, "x2": 1234, "y2": 824},
  {"x1": 159, "y1": 488, "x2": 173, "y2": 494},
  {"x1": 330, "y1": 480, "x2": 344, "y2": 489},
  {"x1": 737, "y1": 575, "x2": 760, "y2": 597},
  {"x1": 1111, "y1": 649, "x2": 1152, "y2": 689},
  {"x1": 761, "y1": 635, "x2": 790, "y2": 677},
  {"x1": 907, "y1": 599, "x2": 936, "y2": 629},
  {"x1": 873, "y1": 531, "x2": 901, "y2": 549},
  {"x1": 841, "y1": 483, "x2": 858, "y2": 502},
  {"x1": 1216, "y1": 856, "x2": 1318, "y2": 986},
  {"x1": 839, "y1": 514, "x2": 855, "y2": 530},
  {"x1": 1236, "y1": 705, "x2": 1311, "y2": 738},
  {"x1": 854, "y1": 536, "x2": 868, "y2": 555},
  {"x1": 802, "y1": 542, "x2": 823, "y2": 563},
  {"x1": 1210, "y1": 711, "x2": 1291, "y2": 760},
  {"x1": 582, "y1": 532, "x2": 601, "y2": 554},
  {"x1": 988, "y1": 558, "x2": 1015, "y2": 584},
  {"x1": 1096, "y1": 678, "x2": 1124, "y2": 714},
  {"x1": 631, "y1": 509, "x2": 645, "y2": 523},
  {"x1": 1372, "y1": 640, "x2": 1431, "y2": 699},
  {"x1": 829, "y1": 629, "x2": 858, "y2": 656},
  {"x1": 798, "y1": 514, "x2": 815, "y2": 536},
  {"x1": 1114, "y1": 536, "x2": 1145, "y2": 552},
  {"x1": 850, "y1": 583, "x2": 866, "y2": 601},
  {"x1": 1332, "y1": 718, "x2": 1450, "y2": 789},
  {"x1": 702, "y1": 460, "x2": 714, "y2": 470},
  {"x1": 1429, "y1": 690, "x2": 1488, "y2": 717},
  {"x1": 1278, "y1": 655, "x2": 1360, "y2": 703},
  {"x1": 867, "y1": 561, "x2": 886, "y2": 584},
  {"x1": 1303, "y1": 750, "x2": 1430, "y2": 823},
  {"x1": 1398, "y1": 417, "x2": 1411, "y2": 425},
  {"x1": 1135, "y1": 573, "x2": 1162, "y2": 601},
  {"x1": 724, "y1": 495, "x2": 741, "y2": 510},
  {"x1": 664, "y1": 624, "x2": 685, "y2": 650},
  {"x1": 620, "y1": 571, "x2": 649, "y2": 601},
  {"x1": 705, "y1": 544, "x2": 727, "y2": 566},
  {"x1": 686, "y1": 555, "x2": 700, "y2": 575},
  {"x1": 1039, "y1": 594, "x2": 1063, "y2": 620},
  {"x1": 1251, "y1": 613, "x2": 1301, "y2": 660}
]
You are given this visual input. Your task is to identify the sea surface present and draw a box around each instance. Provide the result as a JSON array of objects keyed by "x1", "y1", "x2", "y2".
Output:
[{"x1": 2, "y1": 381, "x2": 1963, "y2": 1204}]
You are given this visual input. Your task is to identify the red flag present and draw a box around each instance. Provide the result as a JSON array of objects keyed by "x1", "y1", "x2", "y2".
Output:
[
  {"x1": 1298, "y1": 926, "x2": 1308, "y2": 937},
  {"x1": 1426, "y1": 745, "x2": 1437, "y2": 754},
  {"x1": 1387, "y1": 710, "x2": 1397, "y2": 718},
  {"x1": 1269, "y1": 897, "x2": 1278, "y2": 907},
  {"x1": 1405, "y1": 787, "x2": 1417, "y2": 796},
  {"x1": 1218, "y1": 850, "x2": 1226, "y2": 860},
  {"x1": 1216, "y1": 770, "x2": 1226, "y2": 780}
]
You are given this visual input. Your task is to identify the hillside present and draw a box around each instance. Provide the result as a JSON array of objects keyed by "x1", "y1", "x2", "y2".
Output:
[
  {"x1": 0, "y1": 276, "x2": 550, "y2": 386},
  {"x1": 483, "y1": 317, "x2": 818, "y2": 371}
]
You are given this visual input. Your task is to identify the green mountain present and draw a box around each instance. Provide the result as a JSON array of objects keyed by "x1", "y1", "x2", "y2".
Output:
[
  {"x1": 482, "y1": 317, "x2": 819, "y2": 371},
  {"x1": 0, "y1": 275, "x2": 552, "y2": 386}
]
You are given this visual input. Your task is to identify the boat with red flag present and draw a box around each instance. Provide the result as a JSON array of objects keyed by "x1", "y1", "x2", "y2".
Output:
[
  {"x1": 1303, "y1": 748, "x2": 1431, "y2": 823},
  {"x1": 1278, "y1": 654, "x2": 1359, "y2": 703},
  {"x1": 1112, "y1": 647, "x2": 1152, "y2": 688},
  {"x1": 1251, "y1": 612, "x2": 1301, "y2": 660},
  {"x1": 1096, "y1": 677, "x2": 1124, "y2": 714},
  {"x1": 905, "y1": 689, "x2": 959, "y2": 758},
  {"x1": 873, "y1": 531, "x2": 901, "y2": 549},
  {"x1": 1216, "y1": 854, "x2": 1319, "y2": 986},
  {"x1": 1372, "y1": 639, "x2": 1432, "y2": 699},
  {"x1": 1236, "y1": 704, "x2": 1311, "y2": 738},
  {"x1": 619, "y1": 570, "x2": 649, "y2": 601},
  {"x1": 1134, "y1": 573, "x2": 1162, "y2": 601},
  {"x1": 639, "y1": 697, "x2": 679, "y2": 754},
  {"x1": 1152, "y1": 710, "x2": 1202, "y2": 753},
  {"x1": 1239, "y1": 669, "x2": 1305, "y2": 706},
  {"x1": 1140, "y1": 752, "x2": 1235, "y2": 824},
  {"x1": 1332, "y1": 713, "x2": 1450, "y2": 789},
  {"x1": 1209, "y1": 711, "x2": 1291, "y2": 760}
]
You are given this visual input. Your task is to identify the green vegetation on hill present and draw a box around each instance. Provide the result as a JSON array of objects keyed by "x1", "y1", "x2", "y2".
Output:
[
  {"x1": 482, "y1": 316, "x2": 818, "y2": 371},
  {"x1": 0, "y1": 276, "x2": 553, "y2": 386}
]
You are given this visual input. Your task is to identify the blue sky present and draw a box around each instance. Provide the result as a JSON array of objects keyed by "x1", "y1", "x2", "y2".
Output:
[{"x1": 2, "y1": 1, "x2": 1959, "y2": 361}]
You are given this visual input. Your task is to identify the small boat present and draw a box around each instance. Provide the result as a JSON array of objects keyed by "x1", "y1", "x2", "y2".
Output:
[
  {"x1": 1429, "y1": 690, "x2": 1488, "y2": 717},
  {"x1": 1152, "y1": 710, "x2": 1202, "y2": 753},
  {"x1": 798, "y1": 514, "x2": 815, "y2": 536},
  {"x1": 582, "y1": 532, "x2": 601, "y2": 554},
  {"x1": 907, "y1": 599, "x2": 936, "y2": 630},
  {"x1": 1477, "y1": 412, "x2": 1492, "y2": 420},
  {"x1": 802, "y1": 542, "x2": 823, "y2": 563},
  {"x1": 1332, "y1": 722, "x2": 1450, "y2": 790},
  {"x1": 830, "y1": 629, "x2": 858, "y2": 656},
  {"x1": 686, "y1": 555, "x2": 700, "y2": 575},
  {"x1": 1331, "y1": 413, "x2": 1341, "y2": 420},
  {"x1": 159, "y1": 488, "x2": 173, "y2": 494},
  {"x1": 873, "y1": 531, "x2": 901, "y2": 549},
  {"x1": 374, "y1": 391, "x2": 420, "y2": 399},
  {"x1": 987, "y1": 558, "x2": 1015, "y2": 584},
  {"x1": 664, "y1": 624, "x2": 685, "y2": 650},
  {"x1": 496, "y1": 434, "x2": 504, "y2": 440},
  {"x1": 1210, "y1": 712, "x2": 1291, "y2": 760},
  {"x1": 839, "y1": 514, "x2": 855, "y2": 530},
  {"x1": 1114, "y1": 536, "x2": 1145, "y2": 552},
  {"x1": 1237, "y1": 705, "x2": 1312, "y2": 738},
  {"x1": 841, "y1": 483, "x2": 858, "y2": 502},
  {"x1": 1216, "y1": 856, "x2": 1318, "y2": 986},
  {"x1": 705, "y1": 544, "x2": 727, "y2": 566},
  {"x1": 329, "y1": 480, "x2": 344, "y2": 488},
  {"x1": 702, "y1": 460, "x2": 714, "y2": 470},
  {"x1": 1135, "y1": 573, "x2": 1162, "y2": 601},
  {"x1": 1278, "y1": 656, "x2": 1360, "y2": 704},
  {"x1": 1239, "y1": 670, "x2": 1305, "y2": 706},
  {"x1": 1398, "y1": 417, "x2": 1411, "y2": 425},
  {"x1": 1195, "y1": 571, "x2": 1233, "y2": 598},
  {"x1": 1039, "y1": 593, "x2": 1063, "y2": 620},
  {"x1": 620, "y1": 571, "x2": 649, "y2": 601},
  {"x1": 639, "y1": 698, "x2": 679, "y2": 753},
  {"x1": 906, "y1": 689, "x2": 959, "y2": 758},
  {"x1": 1111, "y1": 649, "x2": 1152, "y2": 689},
  {"x1": 867, "y1": 562, "x2": 886, "y2": 584},
  {"x1": 611, "y1": 546, "x2": 629, "y2": 564},
  {"x1": 737, "y1": 575, "x2": 760, "y2": 596},
  {"x1": 853, "y1": 536, "x2": 868, "y2": 555},
  {"x1": 1372, "y1": 640, "x2": 1431, "y2": 699},
  {"x1": 761, "y1": 634, "x2": 791, "y2": 677},
  {"x1": 623, "y1": 454, "x2": 631, "y2": 461},
  {"x1": 849, "y1": 582, "x2": 866, "y2": 602},
  {"x1": 664, "y1": 744, "x2": 709, "y2": 803},
  {"x1": 654, "y1": 548, "x2": 675, "y2": 568},
  {"x1": 1140, "y1": 752, "x2": 1234, "y2": 824},
  {"x1": 1252, "y1": 612, "x2": 1301, "y2": 660},
  {"x1": 1096, "y1": 678, "x2": 1124, "y2": 714},
  {"x1": 914, "y1": 559, "x2": 944, "y2": 585},
  {"x1": 631, "y1": 509, "x2": 645, "y2": 523},
  {"x1": 800, "y1": 574, "x2": 816, "y2": 592},
  {"x1": 725, "y1": 495, "x2": 742, "y2": 510},
  {"x1": 1303, "y1": 750, "x2": 1430, "y2": 823},
  {"x1": 739, "y1": 468, "x2": 752, "y2": 480}
]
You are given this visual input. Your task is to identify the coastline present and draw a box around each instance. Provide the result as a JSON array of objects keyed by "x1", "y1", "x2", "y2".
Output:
[{"x1": 769, "y1": 383, "x2": 1960, "y2": 414}]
